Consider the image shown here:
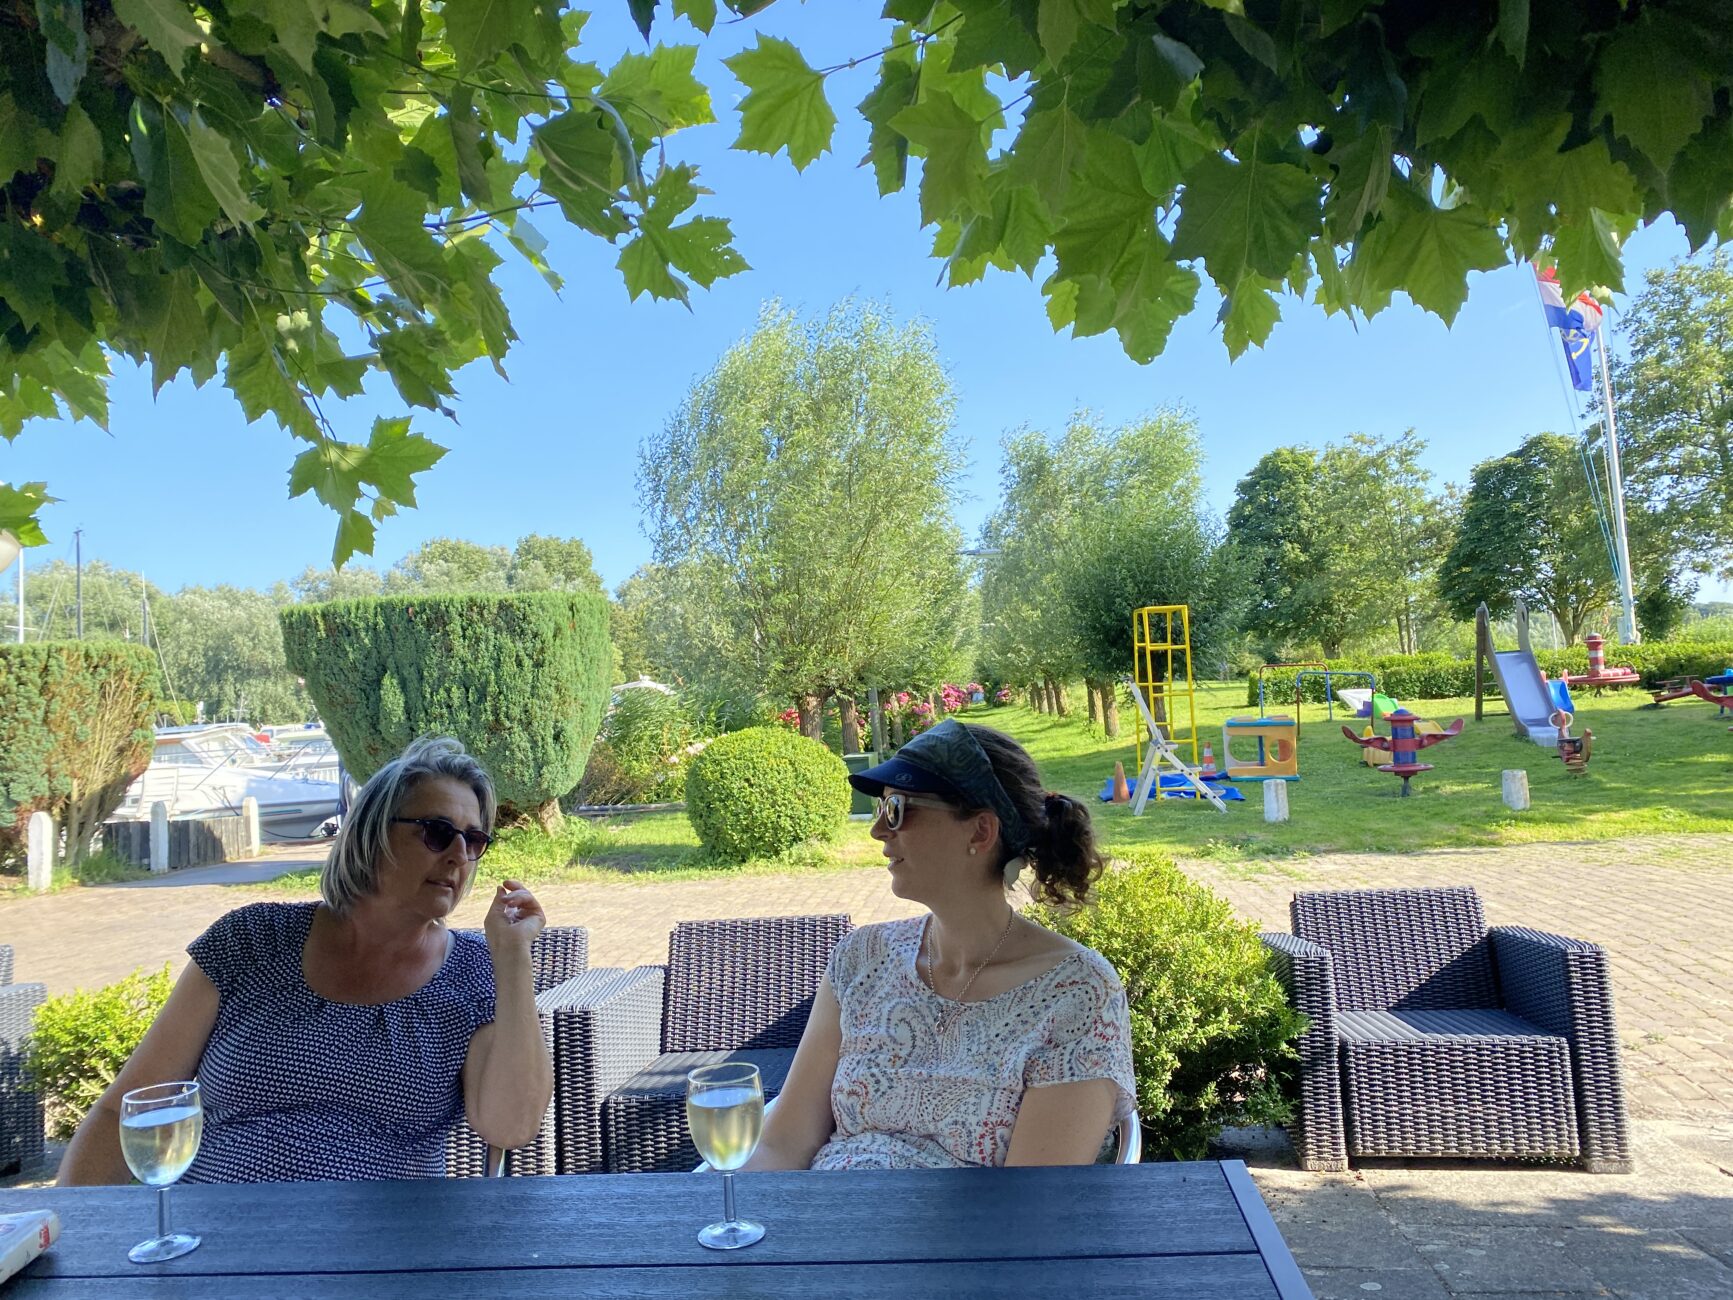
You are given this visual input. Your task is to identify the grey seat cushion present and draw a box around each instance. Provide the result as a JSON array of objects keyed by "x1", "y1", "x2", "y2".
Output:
[{"x1": 1338, "y1": 1008, "x2": 1557, "y2": 1043}]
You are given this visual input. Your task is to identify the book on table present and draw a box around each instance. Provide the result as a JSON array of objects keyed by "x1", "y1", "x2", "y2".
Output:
[{"x1": 0, "y1": 1210, "x2": 59, "y2": 1283}]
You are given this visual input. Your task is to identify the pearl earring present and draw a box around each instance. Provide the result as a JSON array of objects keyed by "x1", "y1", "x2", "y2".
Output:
[{"x1": 968, "y1": 847, "x2": 977, "y2": 856}]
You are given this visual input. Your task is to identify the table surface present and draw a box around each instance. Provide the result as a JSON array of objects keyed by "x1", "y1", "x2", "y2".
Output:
[{"x1": 3, "y1": 1160, "x2": 1311, "y2": 1298}]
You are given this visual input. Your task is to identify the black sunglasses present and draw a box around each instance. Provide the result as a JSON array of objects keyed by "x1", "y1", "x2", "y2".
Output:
[
  {"x1": 873, "y1": 791, "x2": 954, "y2": 831},
  {"x1": 393, "y1": 817, "x2": 493, "y2": 860}
]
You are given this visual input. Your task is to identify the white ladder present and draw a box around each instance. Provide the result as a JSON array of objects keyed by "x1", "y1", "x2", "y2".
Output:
[{"x1": 1123, "y1": 678, "x2": 1227, "y2": 814}]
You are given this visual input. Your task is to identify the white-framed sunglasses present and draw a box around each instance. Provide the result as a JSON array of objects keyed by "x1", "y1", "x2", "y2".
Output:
[{"x1": 874, "y1": 791, "x2": 955, "y2": 830}]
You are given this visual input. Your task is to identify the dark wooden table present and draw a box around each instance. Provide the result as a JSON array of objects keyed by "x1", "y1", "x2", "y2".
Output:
[{"x1": 2, "y1": 1160, "x2": 1312, "y2": 1298}]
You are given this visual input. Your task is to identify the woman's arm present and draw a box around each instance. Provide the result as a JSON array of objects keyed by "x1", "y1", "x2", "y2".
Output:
[
  {"x1": 741, "y1": 978, "x2": 843, "y2": 1171},
  {"x1": 57, "y1": 963, "x2": 221, "y2": 1186},
  {"x1": 1003, "y1": 1078, "x2": 1119, "y2": 1166},
  {"x1": 462, "y1": 882, "x2": 554, "y2": 1150}
]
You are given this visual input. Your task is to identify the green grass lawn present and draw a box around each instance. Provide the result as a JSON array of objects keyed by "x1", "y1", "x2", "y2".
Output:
[
  {"x1": 240, "y1": 681, "x2": 1731, "y2": 894},
  {"x1": 992, "y1": 684, "x2": 1733, "y2": 859}
]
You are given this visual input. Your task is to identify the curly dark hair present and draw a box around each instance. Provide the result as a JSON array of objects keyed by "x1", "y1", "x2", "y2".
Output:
[{"x1": 950, "y1": 723, "x2": 1105, "y2": 905}]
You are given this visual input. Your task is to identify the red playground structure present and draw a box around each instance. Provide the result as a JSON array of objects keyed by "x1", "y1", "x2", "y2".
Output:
[
  {"x1": 1343, "y1": 708, "x2": 1465, "y2": 797},
  {"x1": 1561, "y1": 635, "x2": 1640, "y2": 691},
  {"x1": 1689, "y1": 679, "x2": 1733, "y2": 727}
]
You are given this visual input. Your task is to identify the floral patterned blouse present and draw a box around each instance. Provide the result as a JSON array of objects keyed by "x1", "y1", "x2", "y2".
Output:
[{"x1": 810, "y1": 916, "x2": 1137, "y2": 1170}]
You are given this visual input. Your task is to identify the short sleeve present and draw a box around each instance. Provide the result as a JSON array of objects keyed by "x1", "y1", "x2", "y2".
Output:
[
  {"x1": 1022, "y1": 952, "x2": 1137, "y2": 1118},
  {"x1": 187, "y1": 903, "x2": 289, "y2": 999},
  {"x1": 448, "y1": 932, "x2": 497, "y2": 1035},
  {"x1": 823, "y1": 925, "x2": 866, "y2": 1002}
]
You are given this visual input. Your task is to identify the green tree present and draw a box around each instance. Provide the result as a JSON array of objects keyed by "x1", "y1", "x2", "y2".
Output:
[
  {"x1": 640, "y1": 300, "x2": 967, "y2": 739},
  {"x1": 509, "y1": 535, "x2": 604, "y2": 594},
  {"x1": 1611, "y1": 251, "x2": 1733, "y2": 578},
  {"x1": 288, "y1": 565, "x2": 388, "y2": 605},
  {"x1": 1437, "y1": 433, "x2": 1619, "y2": 644},
  {"x1": 154, "y1": 586, "x2": 309, "y2": 724},
  {"x1": 387, "y1": 538, "x2": 513, "y2": 594},
  {"x1": 16, "y1": 559, "x2": 164, "y2": 644},
  {"x1": 6, "y1": 2, "x2": 1728, "y2": 553}
]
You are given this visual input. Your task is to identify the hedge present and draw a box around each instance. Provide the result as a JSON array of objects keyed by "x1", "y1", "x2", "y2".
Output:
[
  {"x1": 26, "y1": 964, "x2": 173, "y2": 1140},
  {"x1": 1248, "y1": 641, "x2": 1733, "y2": 705},
  {"x1": 684, "y1": 726, "x2": 849, "y2": 861},
  {"x1": 1029, "y1": 850, "x2": 1303, "y2": 1160},
  {"x1": 280, "y1": 592, "x2": 610, "y2": 825},
  {"x1": 0, "y1": 642, "x2": 158, "y2": 867}
]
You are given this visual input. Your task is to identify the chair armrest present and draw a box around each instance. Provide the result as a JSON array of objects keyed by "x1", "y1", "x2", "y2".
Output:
[
  {"x1": 1490, "y1": 927, "x2": 1632, "y2": 1171},
  {"x1": 0, "y1": 981, "x2": 47, "y2": 1174},
  {"x1": 0, "y1": 947, "x2": 14, "y2": 987},
  {"x1": 544, "y1": 966, "x2": 666, "y2": 1175},
  {"x1": 1259, "y1": 933, "x2": 1347, "y2": 1172}
]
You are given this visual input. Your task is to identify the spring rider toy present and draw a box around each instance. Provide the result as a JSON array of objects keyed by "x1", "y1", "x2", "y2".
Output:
[{"x1": 1342, "y1": 708, "x2": 1464, "y2": 796}]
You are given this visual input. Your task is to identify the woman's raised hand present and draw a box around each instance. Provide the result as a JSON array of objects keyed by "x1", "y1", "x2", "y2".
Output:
[{"x1": 484, "y1": 879, "x2": 546, "y2": 951}]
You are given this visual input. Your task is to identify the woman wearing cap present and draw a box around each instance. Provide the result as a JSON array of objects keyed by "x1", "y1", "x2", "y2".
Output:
[
  {"x1": 57, "y1": 736, "x2": 554, "y2": 1185},
  {"x1": 745, "y1": 719, "x2": 1136, "y2": 1170}
]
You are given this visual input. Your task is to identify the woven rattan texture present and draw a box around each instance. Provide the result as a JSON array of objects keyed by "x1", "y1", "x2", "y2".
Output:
[
  {"x1": 0, "y1": 972, "x2": 46, "y2": 1176},
  {"x1": 660, "y1": 914, "x2": 852, "y2": 1053},
  {"x1": 1292, "y1": 886, "x2": 1499, "y2": 1011},
  {"x1": 603, "y1": 1048, "x2": 795, "y2": 1174}
]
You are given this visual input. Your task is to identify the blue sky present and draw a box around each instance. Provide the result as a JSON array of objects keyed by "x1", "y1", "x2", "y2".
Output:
[{"x1": 3, "y1": 3, "x2": 1723, "y2": 600}]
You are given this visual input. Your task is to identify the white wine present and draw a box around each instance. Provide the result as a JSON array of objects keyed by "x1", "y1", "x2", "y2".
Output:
[
  {"x1": 119, "y1": 1105, "x2": 204, "y2": 1186},
  {"x1": 687, "y1": 1086, "x2": 764, "y2": 1171}
]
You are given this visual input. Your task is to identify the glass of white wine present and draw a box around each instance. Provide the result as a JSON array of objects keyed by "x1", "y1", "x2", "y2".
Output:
[
  {"x1": 686, "y1": 1061, "x2": 766, "y2": 1250},
  {"x1": 119, "y1": 1081, "x2": 204, "y2": 1264}
]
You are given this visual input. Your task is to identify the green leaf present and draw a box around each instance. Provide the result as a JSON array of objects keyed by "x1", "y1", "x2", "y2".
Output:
[
  {"x1": 1217, "y1": 274, "x2": 1281, "y2": 360},
  {"x1": 0, "y1": 94, "x2": 46, "y2": 185},
  {"x1": 505, "y1": 215, "x2": 563, "y2": 291},
  {"x1": 377, "y1": 324, "x2": 460, "y2": 409},
  {"x1": 674, "y1": 0, "x2": 716, "y2": 32},
  {"x1": 951, "y1": 0, "x2": 1044, "y2": 78},
  {"x1": 1551, "y1": 208, "x2": 1624, "y2": 298},
  {"x1": 628, "y1": 0, "x2": 657, "y2": 38},
  {"x1": 1131, "y1": 88, "x2": 1215, "y2": 198},
  {"x1": 1322, "y1": 124, "x2": 1391, "y2": 239},
  {"x1": 331, "y1": 509, "x2": 376, "y2": 567},
  {"x1": 1071, "y1": 229, "x2": 1201, "y2": 362},
  {"x1": 1042, "y1": 271, "x2": 1079, "y2": 329},
  {"x1": 1667, "y1": 118, "x2": 1733, "y2": 251},
  {"x1": 724, "y1": 36, "x2": 836, "y2": 172},
  {"x1": 1037, "y1": 0, "x2": 1119, "y2": 67},
  {"x1": 1222, "y1": 13, "x2": 1280, "y2": 73},
  {"x1": 49, "y1": 103, "x2": 103, "y2": 204},
  {"x1": 288, "y1": 436, "x2": 369, "y2": 510},
  {"x1": 353, "y1": 170, "x2": 448, "y2": 307},
  {"x1": 35, "y1": 0, "x2": 89, "y2": 105},
  {"x1": 229, "y1": 329, "x2": 321, "y2": 442},
  {"x1": 857, "y1": 50, "x2": 919, "y2": 196},
  {"x1": 0, "y1": 482, "x2": 57, "y2": 548},
  {"x1": 111, "y1": 0, "x2": 203, "y2": 79},
  {"x1": 1352, "y1": 186, "x2": 1507, "y2": 323},
  {"x1": 185, "y1": 114, "x2": 265, "y2": 228},
  {"x1": 1498, "y1": 0, "x2": 1528, "y2": 66},
  {"x1": 1595, "y1": 13, "x2": 1715, "y2": 170},
  {"x1": 1052, "y1": 129, "x2": 1151, "y2": 283},
  {"x1": 360, "y1": 415, "x2": 446, "y2": 508},
  {"x1": 618, "y1": 164, "x2": 749, "y2": 303},
  {"x1": 1170, "y1": 150, "x2": 1321, "y2": 288},
  {"x1": 1139, "y1": 33, "x2": 1205, "y2": 112},
  {"x1": 1011, "y1": 96, "x2": 1088, "y2": 214},
  {"x1": 445, "y1": 0, "x2": 537, "y2": 74},
  {"x1": 147, "y1": 270, "x2": 208, "y2": 393},
  {"x1": 400, "y1": 0, "x2": 422, "y2": 61},
  {"x1": 533, "y1": 109, "x2": 627, "y2": 235},
  {"x1": 140, "y1": 108, "x2": 222, "y2": 246},
  {"x1": 891, "y1": 90, "x2": 992, "y2": 225},
  {"x1": 447, "y1": 88, "x2": 494, "y2": 206},
  {"x1": 602, "y1": 44, "x2": 715, "y2": 138}
]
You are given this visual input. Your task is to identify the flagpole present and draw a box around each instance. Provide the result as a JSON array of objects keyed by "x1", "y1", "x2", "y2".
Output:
[{"x1": 1594, "y1": 325, "x2": 1639, "y2": 644}]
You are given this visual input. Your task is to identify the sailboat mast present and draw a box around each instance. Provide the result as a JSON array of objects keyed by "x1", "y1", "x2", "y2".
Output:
[{"x1": 1594, "y1": 326, "x2": 1639, "y2": 644}]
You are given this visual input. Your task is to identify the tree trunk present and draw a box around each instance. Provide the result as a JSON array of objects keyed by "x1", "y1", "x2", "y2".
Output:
[
  {"x1": 1102, "y1": 684, "x2": 1120, "y2": 739},
  {"x1": 928, "y1": 690, "x2": 941, "y2": 719},
  {"x1": 890, "y1": 712, "x2": 905, "y2": 746},
  {"x1": 1086, "y1": 679, "x2": 1101, "y2": 728},
  {"x1": 798, "y1": 693, "x2": 822, "y2": 740},
  {"x1": 535, "y1": 798, "x2": 563, "y2": 834},
  {"x1": 1049, "y1": 679, "x2": 1068, "y2": 717},
  {"x1": 840, "y1": 697, "x2": 862, "y2": 753}
]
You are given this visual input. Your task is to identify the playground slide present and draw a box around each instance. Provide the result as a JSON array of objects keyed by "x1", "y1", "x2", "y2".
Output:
[{"x1": 1476, "y1": 601, "x2": 1562, "y2": 747}]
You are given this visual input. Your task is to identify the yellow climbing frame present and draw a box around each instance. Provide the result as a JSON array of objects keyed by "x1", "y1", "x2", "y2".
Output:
[{"x1": 1132, "y1": 604, "x2": 1202, "y2": 800}]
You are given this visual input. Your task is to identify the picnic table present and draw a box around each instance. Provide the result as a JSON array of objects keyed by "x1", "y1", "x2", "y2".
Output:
[{"x1": 3, "y1": 1160, "x2": 1312, "y2": 1297}]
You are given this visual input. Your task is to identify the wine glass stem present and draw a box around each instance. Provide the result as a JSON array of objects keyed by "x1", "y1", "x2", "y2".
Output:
[
  {"x1": 156, "y1": 1186, "x2": 170, "y2": 1241},
  {"x1": 721, "y1": 1171, "x2": 737, "y2": 1225}
]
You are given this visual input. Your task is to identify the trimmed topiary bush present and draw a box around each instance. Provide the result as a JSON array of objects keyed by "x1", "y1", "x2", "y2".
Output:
[
  {"x1": 0, "y1": 642, "x2": 159, "y2": 868},
  {"x1": 1030, "y1": 850, "x2": 1304, "y2": 1161},
  {"x1": 26, "y1": 964, "x2": 173, "y2": 1140},
  {"x1": 684, "y1": 726, "x2": 849, "y2": 861},
  {"x1": 280, "y1": 592, "x2": 610, "y2": 828}
]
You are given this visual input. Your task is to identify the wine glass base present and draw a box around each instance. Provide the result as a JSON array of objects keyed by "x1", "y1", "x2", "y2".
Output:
[
  {"x1": 697, "y1": 1219, "x2": 765, "y2": 1251},
  {"x1": 129, "y1": 1233, "x2": 201, "y2": 1264}
]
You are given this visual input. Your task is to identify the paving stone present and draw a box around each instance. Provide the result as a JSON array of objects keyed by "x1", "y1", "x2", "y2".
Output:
[
  {"x1": 1548, "y1": 1227, "x2": 1733, "y2": 1296},
  {"x1": 1399, "y1": 1225, "x2": 1601, "y2": 1293},
  {"x1": 1303, "y1": 1267, "x2": 1453, "y2": 1299},
  {"x1": 1682, "y1": 1226, "x2": 1733, "y2": 1270},
  {"x1": 1285, "y1": 1219, "x2": 1424, "y2": 1271}
]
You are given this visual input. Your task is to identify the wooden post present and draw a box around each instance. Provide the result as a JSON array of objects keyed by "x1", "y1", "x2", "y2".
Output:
[
  {"x1": 242, "y1": 797, "x2": 262, "y2": 857},
  {"x1": 149, "y1": 801, "x2": 170, "y2": 874},
  {"x1": 1502, "y1": 770, "x2": 1530, "y2": 812},
  {"x1": 26, "y1": 812, "x2": 54, "y2": 892},
  {"x1": 1263, "y1": 781, "x2": 1290, "y2": 824}
]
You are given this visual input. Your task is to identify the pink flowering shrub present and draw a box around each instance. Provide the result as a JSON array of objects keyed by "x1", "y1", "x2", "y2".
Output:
[
  {"x1": 994, "y1": 687, "x2": 1013, "y2": 705},
  {"x1": 777, "y1": 706, "x2": 801, "y2": 728},
  {"x1": 939, "y1": 683, "x2": 967, "y2": 712}
]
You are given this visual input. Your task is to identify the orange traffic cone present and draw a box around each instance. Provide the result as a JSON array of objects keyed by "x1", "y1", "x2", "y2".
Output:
[
  {"x1": 1111, "y1": 761, "x2": 1131, "y2": 802},
  {"x1": 1199, "y1": 740, "x2": 1217, "y2": 778}
]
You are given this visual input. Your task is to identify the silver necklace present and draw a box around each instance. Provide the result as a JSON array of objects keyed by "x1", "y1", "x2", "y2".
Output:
[{"x1": 925, "y1": 909, "x2": 1016, "y2": 1029}]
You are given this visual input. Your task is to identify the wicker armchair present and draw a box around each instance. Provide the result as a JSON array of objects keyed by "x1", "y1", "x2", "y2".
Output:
[
  {"x1": 0, "y1": 946, "x2": 47, "y2": 1177},
  {"x1": 601, "y1": 914, "x2": 853, "y2": 1173},
  {"x1": 445, "y1": 925, "x2": 590, "y2": 1177},
  {"x1": 1261, "y1": 886, "x2": 1631, "y2": 1173}
]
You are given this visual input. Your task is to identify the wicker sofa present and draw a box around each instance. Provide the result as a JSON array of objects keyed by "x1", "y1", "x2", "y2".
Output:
[
  {"x1": 1261, "y1": 885, "x2": 1632, "y2": 1173},
  {"x1": 0, "y1": 945, "x2": 47, "y2": 1177},
  {"x1": 599, "y1": 914, "x2": 853, "y2": 1174}
]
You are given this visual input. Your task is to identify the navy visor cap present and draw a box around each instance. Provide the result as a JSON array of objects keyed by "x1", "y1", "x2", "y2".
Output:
[{"x1": 846, "y1": 719, "x2": 1029, "y2": 854}]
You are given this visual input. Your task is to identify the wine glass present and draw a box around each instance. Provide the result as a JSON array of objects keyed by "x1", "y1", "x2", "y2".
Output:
[
  {"x1": 119, "y1": 1081, "x2": 204, "y2": 1264},
  {"x1": 686, "y1": 1062, "x2": 766, "y2": 1250}
]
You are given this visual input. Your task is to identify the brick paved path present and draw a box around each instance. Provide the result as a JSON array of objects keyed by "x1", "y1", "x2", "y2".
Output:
[{"x1": 4, "y1": 833, "x2": 1729, "y2": 1121}]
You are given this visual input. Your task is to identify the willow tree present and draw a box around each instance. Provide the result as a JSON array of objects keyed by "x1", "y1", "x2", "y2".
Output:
[{"x1": 640, "y1": 301, "x2": 968, "y2": 738}]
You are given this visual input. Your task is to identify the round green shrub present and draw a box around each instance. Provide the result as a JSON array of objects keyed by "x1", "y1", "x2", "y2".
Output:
[
  {"x1": 685, "y1": 727, "x2": 850, "y2": 861},
  {"x1": 1030, "y1": 850, "x2": 1304, "y2": 1161},
  {"x1": 26, "y1": 964, "x2": 173, "y2": 1140}
]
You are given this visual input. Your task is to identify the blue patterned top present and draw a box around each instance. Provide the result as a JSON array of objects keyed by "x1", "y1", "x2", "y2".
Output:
[{"x1": 181, "y1": 901, "x2": 495, "y2": 1183}]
